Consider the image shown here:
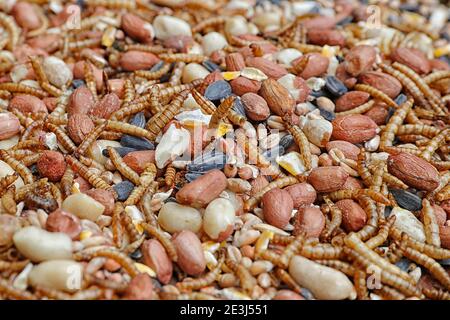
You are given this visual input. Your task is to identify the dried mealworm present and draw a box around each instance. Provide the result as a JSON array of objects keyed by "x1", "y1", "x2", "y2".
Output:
[
  {"x1": 177, "y1": 254, "x2": 224, "y2": 291},
  {"x1": 321, "y1": 197, "x2": 342, "y2": 241},
  {"x1": 423, "y1": 70, "x2": 450, "y2": 84},
  {"x1": 402, "y1": 247, "x2": 450, "y2": 291},
  {"x1": 379, "y1": 98, "x2": 414, "y2": 150},
  {"x1": 60, "y1": 167, "x2": 74, "y2": 198},
  {"x1": 365, "y1": 215, "x2": 396, "y2": 249},
  {"x1": 345, "y1": 248, "x2": 422, "y2": 298},
  {"x1": 164, "y1": 164, "x2": 176, "y2": 187},
  {"x1": 1, "y1": 186, "x2": 16, "y2": 215},
  {"x1": 66, "y1": 155, "x2": 115, "y2": 193},
  {"x1": 353, "y1": 270, "x2": 369, "y2": 300},
  {"x1": 274, "y1": 268, "x2": 302, "y2": 293},
  {"x1": 378, "y1": 63, "x2": 431, "y2": 110},
  {"x1": 0, "y1": 150, "x2": 33, "y2": 184},
  {"x1": 192, "y1": 16, "x2": 226, "y2": 33},
  {"x1": 356, "y1": 148, "x2": 372, "y2": 186},
  {"x1": 106, "y1": 120, "x2": 153, "y2": 141},
  {"x1": 112, "y1": 203, "x2": 124, "y2": 248},
  {"x1": 135, "y1": 63, "x2": 171, "y2": 80},
  {"x1": 421, "y1": 199, "x2": 441, "y2": 247},
  {"x1": 0, "y1": 174, "x2": 18, "y2": 196},
  {"x1": 373, "y1": 285, "x2": 406, "y2": 300},
  {"x1": 140, "y1": 222, "x2": 178, "y2": 262},
  {"x1": 160, "y1": 53, "x2": 207, "y2": 64},
  {"x1": 84, "y1": 61, "x2": 98, "y2": 102},
  {"x1": 326, "y1": 189, "x2": 390, "y2": 205},
  {"x1": 244, "y1": 176, "x2": 298, "y2": 211},
  {"x1": 336, "y1": 100, "x2": 375, "y2": 116},
  {"x1": 74, "y1": 247, "x2": 139, "y2": 278},
  {"x1": 353, "y1": 84, "x2": 398, "y2": 109},
  {"x1": 284, "y1": 120, "x2": 312, "y2": 172},
  {"x1": 392, "y1": 62, "x2": 445, "y2": 115},
  {"x1": 121, "y1": 208, "x2": 141, "y2": 243},
  {"x1": 0, "y1": 278, "x2": 37, "y2": 300},
  {"x1": 344, "y1": 233, "x2": 414, "y2": 285},
  {"x1": 208, "y1": 96, "x2": 235, "y2": 129},
  {"x1": 76, "y1": 121, "x2": 108, "y2": 156},
  {"x1": 44, "y1": 123, "x2": 77, "y2": 153},
  {"x1": 107, "y1": 147, "x2": 140, "y2": 185},
  {"x1": 419, "y1": 128, "x2": 450, "y2": 161},
  {"x1": 145, "y1": 90, "x2": 190, "y2": 141},
  {"x1": 0, "y1": 83, "x2": 47, "y2": 98},
  {"x1": 315, "y1": 260, "x2": 356, "y2": 277},
  {"x1": 422, "y1": 287, "x2": 450, "y2": 300},
  {"x1": 225, "y1": 257, "x2": 257, "y2": 295},
  {"x1": 191, "y1": 88, "x2": 216, "y2": 115}
]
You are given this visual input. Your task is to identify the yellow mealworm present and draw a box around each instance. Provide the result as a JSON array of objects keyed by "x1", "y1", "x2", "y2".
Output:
[
  {"x1": 105, "y1": 120, "x2": 153, "y2": 141},
  {"x1": 423, "y1": 70, "x2": 450, "y2": 84},
  {"x1": 315, "y1": 260, "x2": 356, "y2": 277},
  {"x1": 365, "y1": 215, "x2": 396, "y2": 249},
  {"x1": 159, "y1": 79, "x2": 202, "y2": 99},
  {"x1": 110, "y1": 102, "x2": 147, "y2": 121},
  {"x1": 336, "y1": 100, "x2": 375, "y2": 116},
  {"x1": 327, "y1": 188, "x2": 390, "y2": 205},
  {"x1": 107, "y1": 147, "x2": 140, "y2": 185},
  {"x1": 192, "y1": 16, "x2": 226, "y2": 33},
  {"x1": 402, "y1": 247, "x2": 450, "y2": 291},
  {"x1": 74, "y1": 247, "x2": 139, "y2": 278},
  {"x1": 379, "y1": 98, "x2": 414, "y2": 149},
  {"x1": 2, "y1": 186, "x2": 16, "y2": 215},
  {"x1": 353, "y1": 84, "x2": 398, "y2": 109},
  {"x1": 44, "y1": 122, "x2": 77, "y2": 153},
  {"x1": 383, "y1": 146, "x2": 422, "y2": 156},
  {"x1": 390, "y1": 227, "x2": 450, "y2": 260},
  {"x1": 422, "y1": 287, "x2": 450, "y2": 300},
  {"x1": 75, "y1": 121, "x2": 108, "y2": 156},
  {"x1": 84, "y1": 0, "x2": 136, "y2": 10},
  {"x1": 290, "y1": 54, "x2": 310, "y2": 75},
  {"x1": 135, "y1": 63, "x2": 171, "y2": 80},
  {"x1": 66, "y1": 155, "x2": 115, "y2": 192},
  {"x1": 378, "y1": 63, "x2": 431, "y2": 110},
  {"x1": 121, "y1": 209, "x2": 141, "y2": 243},
  {"x1": 344, "y1": 233, "x2": 415, "y2": 285},
  {"x1": 21, "y1": 153, "x2": 41, "y2": 167},
  {"x1": 0, "y1": 83, "x2": 47, "y2": 98},
  {"x1": 225, "y1": 257, "x2": 257, "y2": 295},
  {"x1": 392, "y1": 62, "x2": 445, "y2": 115},
  {"x1": 285, "y1": 120, "x2": 312, "y2": 172},
  {"x1": 373, "y1": 285, "x2": 406, "y2": 300},
  {"x1": 122, "y1": 79, "x2": 135, "y2": 106},
  {"x1": 208, "y1": 96, "x2": 235, "y2": 129},
  {"x1": 354, "y1": 270, "x2": 369, "y2": 300},
  {"x1": 14, "y1": 178, "x2": 48, "y2": 202},
  {"x1": 235, "y1": 129, "x2": 271, "y2": 169},
  {"x1": 274, "y1": 268, "x2": 303, "y2": 293},
  {"x1": 0, "y1": 150, "x2": 33, "y2": 184},
  {"x1": 112, "y1": 202, "x2": 124, "y2": 248},
  {"x1": 420, "y1": 128, "x2": 450, "y2": 161},
  {"x1": 160, "y1": 53, "x2": 207, "y2": 64},
  {"x1": 355, "y1": 195, "x2": 379, "y2": 241},
  {"x1": 370, "y1": 162, "x2": 384, "y2": 193},
  {"x1": 299, "y1": 243, "x2": 344, "y2": 260},
  {"x1": 0, "y1": 174, "x2": 18, "y2": 196},
  {"x1": 164, "y1": 164, "x2": 176, "y2": 187},
  {"x1": 60, "y1": 167, "x2": 74, "y2": 198},
  {"x1": 357, "y1": 148, "x2": 372, "y2": 186},
  {"x1": 422, "y1": 199, "x2": 441, "y2": 247},
  {"x1": 145, "y1": 90, "x2": 190, "y2": 141},
  {"x1": 288, "y1": 41, "x2": 322, "y2": 53},
  {"x1": 177, "y1": 255, "x2": 224, "y2": 291},
  {"x1": 244, "y1": 176, "x2": 298, "y2": 211},
  {"x1": 0, "y1": 278, "x2": 37, "y2": 300},
  {"x1": 321, "y1": 197, "x2": 342, "y2": 241},
  {"x1": 0, "y1": 12, "x2": 20, "y2": 50},
  {"x1": 84, "y1": 61, "x2": 98, "y2": 102},
  {"x1": 191, "y1": 88, "x2": 216, "y2": 115},
  {"x1": 140, "y1": 222, "x2": 178, "y2": 262},
  {"x1": 345, "y1": 248, "x2": 422, "y2": 298},
  {"x1": 123, "y1": 234, "x2": 146, "y2": 255},
  {"x1": 123, "y1": 44, "x2": 167, "y2": 54}
]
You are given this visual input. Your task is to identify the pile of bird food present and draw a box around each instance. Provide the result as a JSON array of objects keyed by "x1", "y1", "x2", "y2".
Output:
[{"x1": 0, "y1": 0, "x2": 449, "y2": 300}]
